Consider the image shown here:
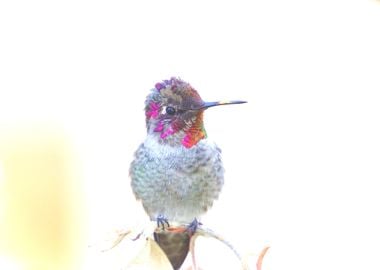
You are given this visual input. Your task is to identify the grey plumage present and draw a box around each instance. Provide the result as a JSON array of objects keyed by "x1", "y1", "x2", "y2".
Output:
[{"x1": 130, "y1": 135, "x2": 224, "y2": 224}]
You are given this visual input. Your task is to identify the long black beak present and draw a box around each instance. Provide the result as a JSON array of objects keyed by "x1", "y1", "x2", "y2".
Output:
[{"x1": 200, "y1": 100, "x2": 247, "y2": 109}]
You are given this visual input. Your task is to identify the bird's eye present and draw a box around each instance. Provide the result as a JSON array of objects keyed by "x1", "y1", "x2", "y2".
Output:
[{"x1": 165, "y1": 106, "x2": 176, "y2": 115}]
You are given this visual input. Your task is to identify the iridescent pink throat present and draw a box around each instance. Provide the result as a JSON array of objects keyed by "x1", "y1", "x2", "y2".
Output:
[{"x1": 146, "y1": 101, "x2": 206, "y2": 148}]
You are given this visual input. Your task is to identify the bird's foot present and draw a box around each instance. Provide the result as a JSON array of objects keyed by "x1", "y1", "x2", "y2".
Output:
[
  {"x1": 156, "y1": 214, "x2": 170, "y2": 230},
  {"x1": 187, "y1": 218, "x2": 202, "y2": 236}
]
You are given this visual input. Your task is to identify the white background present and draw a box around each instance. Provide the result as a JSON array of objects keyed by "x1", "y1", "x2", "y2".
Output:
[{"x1": 1, "y1": 0, "x2": 380, "y2": 269}]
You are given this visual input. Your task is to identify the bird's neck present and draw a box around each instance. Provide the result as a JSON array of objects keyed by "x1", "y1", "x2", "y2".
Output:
[
  {"x1": 148, "y1": 120, "x2": 207, "y2": 149},
  {"x1": 147, "y1": 128, "x2": 205, "y2": 149}
]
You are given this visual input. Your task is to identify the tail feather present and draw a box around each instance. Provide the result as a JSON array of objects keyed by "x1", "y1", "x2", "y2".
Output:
[{"x1": 154, "y1": 230, "x2": 190, "y2": 270}]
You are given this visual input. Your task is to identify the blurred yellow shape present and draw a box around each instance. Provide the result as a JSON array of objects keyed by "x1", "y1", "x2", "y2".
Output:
[{"x1": 0, "y1": 126, "x2": 84, "y2": 270}]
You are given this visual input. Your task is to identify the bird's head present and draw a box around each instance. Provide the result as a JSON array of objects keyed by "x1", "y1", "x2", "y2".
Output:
[{"x1": 144, "y1": 77, "x2": 246, "y2": 148}]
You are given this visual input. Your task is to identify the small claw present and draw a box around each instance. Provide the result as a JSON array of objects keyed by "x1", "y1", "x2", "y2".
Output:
[
  {"x1": 187, "y1": 218, "x2": 202, "y2": 235},
  {"x1": 156, "y1": 214, "x2": 170, "y2": 230}
]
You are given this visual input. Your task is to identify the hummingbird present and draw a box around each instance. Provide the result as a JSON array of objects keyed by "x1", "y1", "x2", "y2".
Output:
[{"x1": 129, "y1": 77, "x2": 246, "y2": 269}]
